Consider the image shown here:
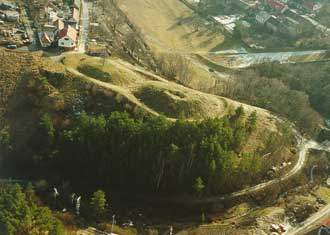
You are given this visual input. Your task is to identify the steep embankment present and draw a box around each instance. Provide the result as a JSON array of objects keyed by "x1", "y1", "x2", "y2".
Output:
[
  {"x1": 116, "y1": 0, "x2": 226, "y2": 92},
  {"x1": 0, "y1": 49, "x2": 65, "y2": 121}
]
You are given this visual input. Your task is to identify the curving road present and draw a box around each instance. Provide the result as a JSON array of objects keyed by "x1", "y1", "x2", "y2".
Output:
[
  {"x1": 286, "y1": 204, "x2": 330, "y2": 235},
  {"x1": 218, "y1": 138, "x2": 326, "y2": 200},
  {"x1": 284, "y1": 140, "x2": 330, "y2": 235}
]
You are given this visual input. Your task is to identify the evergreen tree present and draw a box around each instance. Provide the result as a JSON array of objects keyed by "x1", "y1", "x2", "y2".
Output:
[
  {"x1": 194, "y1": 177, "x2": 205, "y2": 195},
  {"x1": 0, "y1": 184, "x2": 64, "y2": 235},
  {"x1": 90, "y1": 190, "x2": 107, "y2": 218},
  {"x1": 246, "y1": 111, "x2": 257, "y2": 133}
]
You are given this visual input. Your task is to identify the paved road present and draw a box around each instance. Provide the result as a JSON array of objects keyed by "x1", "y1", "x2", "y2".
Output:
[
  {"x1": 211, "y1": 50, "x2": 328, "y2": 68},
  {"x1": 286, "y1": 205, "x2": 330, "y2": 235},
  {"x1": 221, "y1": 138, "x2": 324, "y2": 200},
  {"x1": 282, "y1": 141, "x2": 330, "y2": 235},
  {"x1": 77, "y1": 0, "x2": 91, "y2": 53}
]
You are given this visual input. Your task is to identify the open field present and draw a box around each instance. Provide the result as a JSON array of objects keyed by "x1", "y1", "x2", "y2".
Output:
[{"x1": 117, "y1": 0, "x2": 224, "y2": 53}]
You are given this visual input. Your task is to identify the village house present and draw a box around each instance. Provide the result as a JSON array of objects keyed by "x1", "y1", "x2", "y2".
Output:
[
  {"x1": 256, "y1": 11, "x2": 271, "y2": 24},
  {"x1": 303, "y1": 1, "x2": 322, "y2": 12},
  {"x1": 68, "y1": 7, "x2": 80, "y2": 30},
  {"x1": 235, "y1": 0, "x2": 260, "y2": 10},
  {"x1": 58, "y1": 25, "x2": 77, "y2": 50},
  {"x1": 38, "y1": 31, "x2": 55, "y2": 48},
  {"x1": 267, "y1": 0, "x2": 288, "y2": 14},
  {"x1": 48, "y1": 8, "x2": 59, "y2": 23},
  {"x1": 53, "y1": 19, "x2": 65, "y2": 32}
]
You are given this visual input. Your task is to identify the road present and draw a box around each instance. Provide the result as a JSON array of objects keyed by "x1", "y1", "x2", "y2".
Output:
[
  {"x1": 77, "y1": 0, "x2": 91, "y2": 53},
  {"x1": 286, "y1": 205, "x2": 330, "y2": 235},
  {"x1": 222, "y1": 138, "x2": 323, "y2": 200},
  {"x1": 282, "y1": 140, "x2": 330, "y2": 235},
  {"x1": 21, "y1": 6, "x2": 37, "y2": 51},
  {"x1": 209, "y1": 49, "x2": 328, "y2": 68}
]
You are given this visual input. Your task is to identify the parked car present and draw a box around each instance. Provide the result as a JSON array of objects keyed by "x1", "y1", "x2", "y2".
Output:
[{"x1": 6, "y1": 44, "x2": 17, "y2": 49}]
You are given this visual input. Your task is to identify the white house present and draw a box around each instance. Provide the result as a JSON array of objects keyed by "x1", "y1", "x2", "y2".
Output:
[{"x1": 58, "y1": 25, "x2": 77, "y2": 50}]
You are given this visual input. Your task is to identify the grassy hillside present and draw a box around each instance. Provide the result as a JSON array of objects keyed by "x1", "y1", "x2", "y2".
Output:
[
  {"x1": 60, "y1": 53, "x2": 287, "y2": 156},
  {"x1": 117, "y1": 0, "x2": 224, "y2": 53},
  {"x1": 116, "y1": 0, "x2": 228, "y2": 92},
  {"x1": 0, "y1": 49, "x2": 289, "y2": 158},
  {"x1": 0, "y1": 49, "x2": 299, "y2": 231}
]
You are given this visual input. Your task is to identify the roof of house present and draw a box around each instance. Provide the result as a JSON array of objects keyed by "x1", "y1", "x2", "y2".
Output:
[
  {"x1": 41, "y1": 32, "x2": 52, "y2": 44},
  {"x1": 38, "y1": 31, "x2": 55, "y2": 47},
  {"x1": 267, "y1": 0, "x2": 288, "y2": 11},
  {"x1": 72, "y1": 7, "x2": 79, "y2": 23},
  {"x1": 303, "y1": 1, "x2": 322, "y2": 10},
  {"x1": 53, "y1": 19, "x2": 64, "y2": 30},
  {"x1": 58, "y1": 25, "x2": 77, "y2": 41},
  {"x1": 73, "y1": 0, "x2": 81, "y2": 9}
]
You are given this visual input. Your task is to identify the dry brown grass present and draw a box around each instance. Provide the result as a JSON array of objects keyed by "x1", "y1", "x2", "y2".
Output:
[
  {"x1": 117, "y1": 0, "x2": 224, "y2": 53},
  {"x1": 0, "y1": 49, "x2": 64, "y2": 117}
]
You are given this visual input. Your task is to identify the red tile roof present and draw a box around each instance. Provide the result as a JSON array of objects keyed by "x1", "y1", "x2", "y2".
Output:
[{"x1": 58, "y1": 25, "x2": 77, "y2": 41}]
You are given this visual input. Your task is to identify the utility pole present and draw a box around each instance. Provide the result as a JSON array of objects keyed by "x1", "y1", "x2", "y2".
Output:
[
  {"x1": 53, "y1": 187, "x2": 59, "y2": 208},
  {"x1": 111, "y1": 214, "x2": 116, "y2": 234},
  {"x1": 76, "y1": 196, "x2": 81, "y2": 216}
]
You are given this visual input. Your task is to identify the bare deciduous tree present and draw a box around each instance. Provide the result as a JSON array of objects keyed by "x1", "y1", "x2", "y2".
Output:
[
  {"x1": 109, "y1": 6, "x2": 124, "y2": 32},
  {"x1": 123, "y1": 31, "x2": 140, "y2": 59},
  {"x1": 156, "y1": 53, "x2": 194, "y2": 84}
]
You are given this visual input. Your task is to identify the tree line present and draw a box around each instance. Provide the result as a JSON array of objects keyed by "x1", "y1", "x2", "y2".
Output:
[
  {"x1": 2, "y1": 108, "x2": 267, "y2": 196},
  {"x1": 217, "y1": 63, "x2": 329, "y2": 135},
  {"x1": 0, "y1": 183, "x2": 64, "y2": 235}
]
